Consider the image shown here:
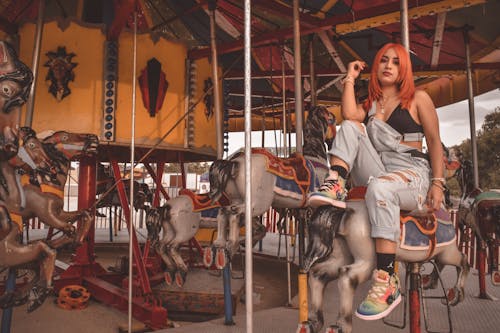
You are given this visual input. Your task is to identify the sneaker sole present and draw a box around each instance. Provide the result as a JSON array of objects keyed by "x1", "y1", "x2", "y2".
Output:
[
  {"x1": 355, "y1": 293, "x2": 402, "y2": 321},
  {"x1": 307, "y1": 196, "x2": 347, "y2": 209}
]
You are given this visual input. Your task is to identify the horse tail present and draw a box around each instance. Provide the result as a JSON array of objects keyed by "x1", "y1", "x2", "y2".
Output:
[{"x1": 209, "y1": 159, "x2": 238, "y2": 203}]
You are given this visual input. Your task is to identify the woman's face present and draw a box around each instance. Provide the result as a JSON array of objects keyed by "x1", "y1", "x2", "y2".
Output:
[{"x1": 377, "y1": 47, "x2": 400, "y2": 87}]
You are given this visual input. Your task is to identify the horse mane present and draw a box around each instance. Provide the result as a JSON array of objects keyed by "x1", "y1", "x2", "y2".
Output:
[
  {"x1": 208, "y1": 160, "x2": 238, "y2": 202},
  {"x1": 0, "y1": 42, "x2": 33, "y2": 112},
  {"x1": 41, "y1": 142, "x2": 68, "y2": 171},
  {"x1": 303, "y1": 106, "x2": 330, "y2": 161},
  {"x1": 458, "y1": 160, "x2": 480, "y2": 198},
  {"x1": 304, "y1": 206, "x2": 345, "y2": 270}
]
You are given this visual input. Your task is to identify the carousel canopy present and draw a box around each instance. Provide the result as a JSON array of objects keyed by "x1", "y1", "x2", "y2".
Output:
[{"x1": 0, "y1": 0, "x2": 499, "y2": 129}]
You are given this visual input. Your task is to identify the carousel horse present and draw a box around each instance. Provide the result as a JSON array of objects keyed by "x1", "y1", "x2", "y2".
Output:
[
  {"x1": 207, "y1": 105, "x2": 336, "y2": 267},
  {"x1": 0, "y1": 40, "x2": 56, "y2": 312},
  {"x1": 302, "y1": 200, "x2": 469, "y2": 333},
  {"x1": 442, "y1": 144, "x2": 461, "y2": 209},
  {"x1": 26, "y1": 130, "x2": 99, "y2": 246},
  {"x1": 0, "y1": 129, "x2": 97, "y2": 311},
  {"x1": 0, "y1": 40, "x2": 33, "y2": 176},
  {"x1": 146, "y1": 190, "x2": 266, "y2": 286},
  {"x1": 456, "y1": 158, "x2": 500, "y2": 284},
  {"x1": 96, "y1": 163, "x2": 152, "y2": 211}
]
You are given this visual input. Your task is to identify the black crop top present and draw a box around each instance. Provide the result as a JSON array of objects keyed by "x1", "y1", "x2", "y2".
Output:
[{"x1": 386, "y1": 104, "x2": 423, "y2": 135}]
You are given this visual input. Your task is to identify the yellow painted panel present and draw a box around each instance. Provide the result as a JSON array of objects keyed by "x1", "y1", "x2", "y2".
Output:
[
  {"x1": 19, "y1": 22, "x2": 105, "y2": 135},
  {"x1": 190, "y1": 58, "x2": 217, "y2": 152},
  {"x1": 17, "y1": 21, "x2": 216, "y2": 156}
]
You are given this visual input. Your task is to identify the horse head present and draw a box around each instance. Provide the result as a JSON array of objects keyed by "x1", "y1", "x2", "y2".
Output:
[
  {"x1": 11, "y1": 127, "x2": 58, "y2": 179},
  {"x1": 42, "y1": 131, "x2": 99, "y2": 161},
  {"x1": 303, "y1": 106, "x2": 336, "y2": 160},
  {"x1": 456, "y1": 159, "x2": 477, "y2": 200},
  {"x1": 303, "y1": 205, "x2": 345, "y2": 272},
  {"x1": 0, "y1": 41, "x2": 33, "y2": 160}
]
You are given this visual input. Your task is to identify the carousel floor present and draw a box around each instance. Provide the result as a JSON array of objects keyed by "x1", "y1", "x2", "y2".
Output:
[{"x1": 8, "y1": 229, "x2": 500, "y2": 333}]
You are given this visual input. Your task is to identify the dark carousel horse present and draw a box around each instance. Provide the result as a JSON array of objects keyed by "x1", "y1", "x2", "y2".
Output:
[
  {"x1": 96, "y1": 163, "x2": 152, "y2": 211},
  {"x1": 207, "y1": 105, "x2": 336, "y2": 267},
  {"x1": 456, "y1": 158, "x2": 500, "y2": 285}
]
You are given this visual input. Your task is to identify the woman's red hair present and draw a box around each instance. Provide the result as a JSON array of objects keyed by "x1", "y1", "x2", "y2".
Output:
[{"x1": 363, "y1": 43, "x2": 415, "y2": 111}]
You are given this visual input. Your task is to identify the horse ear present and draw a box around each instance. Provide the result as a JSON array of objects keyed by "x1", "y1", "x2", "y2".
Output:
[
  {"x1": 230, "y1": 162, "x2": 239, "y2": 178},
  {"x1": 162, "y1": 204, "x2": 172, "y2": 219}
]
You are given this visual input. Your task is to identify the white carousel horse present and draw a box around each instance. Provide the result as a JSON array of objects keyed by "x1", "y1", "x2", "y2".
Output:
[
  {"x1": 145, "y1": 190, "x2": 267, "y2": 287},
  {"x1": 206, "y1": 106, "x2": 336, "y2": 267},
  {"x1": 301, "y1": 199, "x2": 469, "y2": 333}
]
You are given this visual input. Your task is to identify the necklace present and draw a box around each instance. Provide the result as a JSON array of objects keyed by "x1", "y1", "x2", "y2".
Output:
[{"x1": 379, "y1": 95, "x2": 388, "y2": 114}]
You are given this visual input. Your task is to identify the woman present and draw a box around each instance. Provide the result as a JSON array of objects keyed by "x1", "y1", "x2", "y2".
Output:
[{"x1": 308, "y1": 43, "x2": 445, "y2": 320}]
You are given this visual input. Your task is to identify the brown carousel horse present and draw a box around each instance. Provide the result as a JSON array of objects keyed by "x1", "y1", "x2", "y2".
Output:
[
  {"x1": 28, "y1": 129, "x2": 99, "y2": 246},
  {"x1": 0, "y1": 128, "x2": 97, "y2": 311},
  {"x1": 456, "y1": 158, "x2": 500, "y2": 285},
  {"x1": 0, "y1": 41, "x2": 58, "y2": 312}
]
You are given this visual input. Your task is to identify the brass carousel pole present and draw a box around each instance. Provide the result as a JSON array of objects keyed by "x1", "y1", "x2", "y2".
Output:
[
  {"x1": 400, "y1": 0, "x2": 410, "y2": 50},
  {"x1": 209, "y1": 0, "x2": 223, "y2": 159},
  {"x1": 243, "y1": 0, "x2": 253, "y2": 332},
  {"x1": 127, "y1": 12, "x2": 138, "y2": 333},
  {"x1": 24, "y1": 0, "x2": 46, "y2": 127},
  {"x1": 292, "y1": 0, "x2": 308, "y2": 325}
]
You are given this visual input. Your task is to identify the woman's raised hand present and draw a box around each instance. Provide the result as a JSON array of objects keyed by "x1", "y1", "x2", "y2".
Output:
[{"x1": 347, "y1": 60, "x2": 366, "y2": 79}]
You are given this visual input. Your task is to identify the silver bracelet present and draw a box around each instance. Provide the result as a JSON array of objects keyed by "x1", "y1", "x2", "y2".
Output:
[{"x1": 341, "y1": 75, "x2": 355, "y2": 85}]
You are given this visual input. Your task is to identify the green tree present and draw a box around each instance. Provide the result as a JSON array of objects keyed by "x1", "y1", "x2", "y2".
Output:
[
  {"x1": 451, "y1": 108, "x2": 500, "y2": 193},
  {"x1": 163, "y1": 162, "x2": 211, "y2": 175}
]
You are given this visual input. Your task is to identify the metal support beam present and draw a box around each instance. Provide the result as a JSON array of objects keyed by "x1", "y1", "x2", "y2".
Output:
[
  {"x1": 209, "y1": 1, "x2": 224, "y2": 159},
  {"x1": 189, "y1": 0, "x2": 485, "y2": 59},
  {"x1": 463, "y1": 27, "x2": 480, "y2": 188},
  {"x1": 400, "y1": 0, "x2": 410, "y2": 50},
  {"x1": 317, "y1": 31, "x2": 346, "y2": 93},
  {"x1": 106, "y1": 0, "x2": 136, "y2": 40},
  {"x1": 431, "y1": 13, "x2": 446, "y2": 68}
]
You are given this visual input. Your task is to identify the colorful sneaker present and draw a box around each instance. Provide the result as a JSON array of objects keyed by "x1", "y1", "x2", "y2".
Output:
[
  {"x1": 307, "y1": 170, "x2": 347, "y2": 208},
  {"x1": 355, "y1": 269, "x2": 402, "y2": 320}
]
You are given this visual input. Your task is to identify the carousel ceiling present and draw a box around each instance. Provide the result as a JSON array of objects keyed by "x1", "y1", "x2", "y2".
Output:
[{"x1": 0, "y1": 0, "x2": 499, "y2": 128}]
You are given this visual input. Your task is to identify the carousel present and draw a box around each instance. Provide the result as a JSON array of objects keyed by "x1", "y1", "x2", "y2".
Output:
[{"x1": 0, "y1": 1, "x2": 499, "y2": 333}]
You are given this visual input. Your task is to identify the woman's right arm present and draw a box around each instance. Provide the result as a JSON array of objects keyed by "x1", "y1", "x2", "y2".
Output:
[{"x1": 342, "y1": 60, "x2": 366, "y2": 122}]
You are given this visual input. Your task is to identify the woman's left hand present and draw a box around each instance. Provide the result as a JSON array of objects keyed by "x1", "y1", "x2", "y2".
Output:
[{"x1": 427, "y1": 184, "x2": 444, "y2": 212}]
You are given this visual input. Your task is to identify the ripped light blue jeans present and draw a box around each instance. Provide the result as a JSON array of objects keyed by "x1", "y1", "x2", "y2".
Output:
[{"x1": 329, "y1": 118, "x2": 430, "y2": 242}]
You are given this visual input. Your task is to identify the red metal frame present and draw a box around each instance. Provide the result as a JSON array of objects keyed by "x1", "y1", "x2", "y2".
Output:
[{"x1": 54, "y1": 157, "x2": 167, "y2": 329}]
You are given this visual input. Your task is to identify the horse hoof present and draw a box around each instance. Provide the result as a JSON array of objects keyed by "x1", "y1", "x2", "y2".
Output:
[
  {"x1": 445, "y1": 287, "x2": 461, "y2": 306},
  {"x1": 326, "y1": 325, "x2": 343, "y2": 333},
  {"x1": 492, "y1": 271, "x2": 500, "y2": 286},
  {"x1": 163, "y1": 271, "x2": 174, "y2": 286},
  {"x1": 175, "y1": 271, "x2": 187, "y2": 288},
  {"x1": 421, "y1": 274, "x2": 436, "y2": 290},
  {"x1": 0, "y1": 292, "x2": 15, "y2": 309},
  {"x1": 27, "y1": 286, "x2": 52, "y2": 313},
  {"x1": 295, "y1": 322, "x2": 312, "y2": 333},
  {"x1": 215, "y1": 248, "x2": 227, "y2": 269},
  {"x1": 203, "y1": 247, "x2": 214, "y2": 268}
]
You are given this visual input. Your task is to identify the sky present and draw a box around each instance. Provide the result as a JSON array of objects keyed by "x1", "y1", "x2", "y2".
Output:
[{"x1": 227, "y1": 88, "x2": 500, "y2": 155}]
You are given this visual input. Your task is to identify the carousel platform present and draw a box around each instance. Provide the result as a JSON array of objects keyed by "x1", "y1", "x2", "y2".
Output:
[
  {"x1": 17, "y1": 228, "x2": 500, "y2": 333},
  {"x1": 158, "y1": 264, "x2": 500, "y2": 333}
]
